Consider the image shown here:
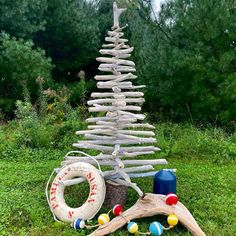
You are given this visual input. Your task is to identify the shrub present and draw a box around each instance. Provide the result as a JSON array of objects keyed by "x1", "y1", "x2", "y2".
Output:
[{"x1": 0, "y1": 33, "x2": 53, "y2": 115}]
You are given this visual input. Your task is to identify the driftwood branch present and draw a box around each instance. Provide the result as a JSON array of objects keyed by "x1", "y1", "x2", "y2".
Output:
[{"x1": 89, "y1": 193, "x2": 206, "y2": 236}]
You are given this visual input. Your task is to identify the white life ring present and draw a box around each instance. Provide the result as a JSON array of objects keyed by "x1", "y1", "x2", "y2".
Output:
[{"x1": 49, "y1": 162, "x2": 106, "y2": 222}]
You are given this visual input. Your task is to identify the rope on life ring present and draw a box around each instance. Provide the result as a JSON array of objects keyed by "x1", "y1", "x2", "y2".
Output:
[{"x1": 46, "y1": 160, "x2": 106, "y2": 223}]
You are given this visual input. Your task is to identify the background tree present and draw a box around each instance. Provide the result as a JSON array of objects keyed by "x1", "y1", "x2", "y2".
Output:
[
  {"x1": 0, "y1": 0, "x2": 47, "y2": 38},
  {"x1": 0, "y1": 33, "x2": 53, "y2": 114},
  {"x1": 0, "y1": 0, "x2": 235, "y2": 125},
  {"x1": 34, "y1": 0, "x2": 101, "y2": 82},
  {"x1": 127, "y1": 0, "x2": 236, "y2": 124}
]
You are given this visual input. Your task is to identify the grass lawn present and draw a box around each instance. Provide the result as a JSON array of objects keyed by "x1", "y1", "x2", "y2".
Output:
[
  {"x1": 0, "y1": 123, "x2": 236, "y2": 235},
  {"x1": 1, "y1": 155, "x2": 235, "y2": 235}
]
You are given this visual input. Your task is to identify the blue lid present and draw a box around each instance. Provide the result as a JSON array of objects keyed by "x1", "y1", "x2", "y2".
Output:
[{"x1": 155, "y1": 170, "x2": 176, "y2": 180}]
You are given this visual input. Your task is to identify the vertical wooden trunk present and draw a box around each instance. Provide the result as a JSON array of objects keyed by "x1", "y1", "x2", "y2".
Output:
[{"x1": 104, "y1": 180, "x2": 128, "y2": 208}]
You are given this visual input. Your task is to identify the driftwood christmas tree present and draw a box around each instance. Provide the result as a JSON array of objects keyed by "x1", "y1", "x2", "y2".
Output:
[
  {"x1": 48, "y1": 3, "x2": 206, "y2": 235},
  {"x1": 63, "y1": 2, "x2": 167, "y2": 196}
]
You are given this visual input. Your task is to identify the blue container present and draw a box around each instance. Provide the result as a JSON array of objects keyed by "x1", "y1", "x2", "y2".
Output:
[{"x1": 153, "y1": 170, "x2": 176, "y2": 195}]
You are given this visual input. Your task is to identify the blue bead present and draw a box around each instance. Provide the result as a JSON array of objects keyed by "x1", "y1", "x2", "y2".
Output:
[
  {"x1": 73, "y1": 218, "x2": 85, "y2": 229},
  {"x1": 149, "y1": 222, "x2": 163, "y2": 236}
]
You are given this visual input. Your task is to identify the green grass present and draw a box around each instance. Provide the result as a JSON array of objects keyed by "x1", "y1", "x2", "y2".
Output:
[{"x1": 0, "y1": 122, "x2": 236, "y2": 235}]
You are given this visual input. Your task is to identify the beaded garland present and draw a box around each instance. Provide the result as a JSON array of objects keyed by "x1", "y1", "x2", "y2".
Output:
[{"x1": 72, "y1": 194, "x2": 179, "y2": 235}]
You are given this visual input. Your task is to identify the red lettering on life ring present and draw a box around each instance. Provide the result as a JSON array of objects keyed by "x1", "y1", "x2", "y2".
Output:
[{"x1": 49, "y1": 162, "x2": 106, "y2": 222}]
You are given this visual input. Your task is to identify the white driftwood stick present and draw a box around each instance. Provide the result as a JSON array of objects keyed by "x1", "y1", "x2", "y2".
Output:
[
  {"x1": 73, "y1": 142, "x2": 160, "y2": 153},
  {"x1": 76, "y1": 129, "x2": 116, "y2": 135},
  {"x1": 97, "y1": 81, "x2": 133, "y2": 89},
  {"x1": 113, "y1": 2, "x2": 127, "y2": 28},
  {"x1": 98, "y1": 64, "x2": 135, "y2": 70},
  {"x1": 103, "y1": 165, "x2": 154, "y2": 177},
  {"x1": 65, "y1": 154, "x2": 113, "y2": 160},
  {"x1": 105, "y1": 37, "x2": 128, "y2": 43},
  {"x1": 89, "y1": 120, "x2": 150, "y2": 127},
  {"x1": 115, "y1": 166, "x2": 131, "y2": 181},
  {"x1": 86, "y1": 117, "x2": 137, "y2": 123},
  {"x1": 62, "y1": 159, "x2": 167, "y2": 166},
  {"x1": 73, "y1": 143, "x2": 114, "y2": 152},
  {"x1": 97, "y1": 81, "x2": 132, "y2": 88},
  {"x1": 87, "y1": 125, "x2": 116, "y2": 130},
  {"x1": 102, "y1": 43, "x2": 130, "y2": 49},
  {"x1": 96, "y1": 121, "x2": 117, "y2": 125},
  {"x1": 76, "y1": 138, "x2": 156, "y2": 145},
  {"x1": 118, "y1": 110, "x2": 146, "y2": 119},
  {"x1": 84, "y1": 134, "x2": 115, "y2": 140},
  {"x1": 77, "y1": 129, "x2": 155, "y2": 137},
  {"x1": 123, "y1": 151, "x2": 155, "y2": 157},
  {"x1": 89, "y1": 194, "x2": 206, "y2": 236},
  {"x1": 112, "y1": 111, "x2": 145, "y2": 119},
  {"x1": 88, "y1": 123, "x2": 154, "y2": 130},
  {"x1": 94, "y1": 75, "x2": 120, "y2": 80},
  {"x1": 96, "y1": 57, "x2": 135, "y2": 66},
  {"x1": 87, "y1": 98, "x2": 144, "y2": 105},
  {"x1": 100, "y1": 84, "x2": 145, "y2": 90},
  {"x1": 113, "y1": 23, "x2": 128, "y2": 31},
  {"x1": 121, "y1": 146, "x2": 160, "y2": 152},
  {"x1": 65, "y1": 151, "x2": 160, "y2": 161},
  {"x1": 116, "y1": 133, "x2": 154, "y2": 141},
  {"x1": 113, "y1": 74, "x2": 137, "y2": 82},
  {"x1": 99, "y1": 48, "x2": 133, "y2": 56},
  {"x1": 91, "y1": 92, "x2": 144, "y2": 97},
  {"x1": 98, "y1": 64, "x2": 134, "y2": 69},
  {"x1": 119, "y1": 130, "x2": 155, "y2": 136},
  {"x1": 107, "y1": 31, "x2": 124, "y2": 37},
  {"x1": 114, "y1": 43, "x2": 129, "y2": 50},
  {"x1": 119, "y1": 123, "x2": 155, "y2": 129},
  {"x1": 87, "y1": 125, "x2": 114, "y2": 129},
  {"x1": 98, "y1": 66, "x2": 136, "y2": 73},
  {"x1": 96, "y1": 73, "x2": 137, "y2": 82},
  {"x1": 113, "y1": 170, "x2": 174, "y2": 178},
  {"x1": 89, "y1": 105, "x2": 141, "y2": 112}
]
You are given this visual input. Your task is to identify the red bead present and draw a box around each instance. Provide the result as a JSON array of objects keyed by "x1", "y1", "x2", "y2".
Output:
[
  {"x1": 165, "y1": 193, "x2": 178, "y2": 205},
  {"x1": 113, "y1": 204, "x2": 123, "y2": 216}
]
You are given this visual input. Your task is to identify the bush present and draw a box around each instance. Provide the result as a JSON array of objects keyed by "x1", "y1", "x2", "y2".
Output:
[
  {"x1": 0, "y1": 33, "x2": 53, "y2": 115},
  {"x1": 157, "y1": 123, "x2": 236, "y2": 162}
]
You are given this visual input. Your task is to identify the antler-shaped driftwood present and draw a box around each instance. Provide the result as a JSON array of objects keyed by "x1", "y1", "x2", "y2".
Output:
[{"x1": 89, "y1": 193, "x2": 206, "y2": 236}]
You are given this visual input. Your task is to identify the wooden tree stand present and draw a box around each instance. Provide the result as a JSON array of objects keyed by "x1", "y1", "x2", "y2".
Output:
[
  {"x1": 89, "y1": 193, "x2": 206, "y2": 236},
  {"x1": 104, "y1": 181, "x2": 128, "y2": 209}
]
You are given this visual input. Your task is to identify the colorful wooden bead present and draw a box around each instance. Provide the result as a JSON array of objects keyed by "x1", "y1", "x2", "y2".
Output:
[
  {"x1": 127, "y1": 221, "x2": 139, "y2": 234},
  {"x1": 73, "y1": 218, "x2": 85, "y2": 229},
  {"x1": 113, "y1": 204, "x2": 123, "y2": 216},
  {"x1": 165, "y1": 193, "x2": 178, "y2": 205},
  {"x1": 98, "y1": 213, "x2": 110, "y2": 225},
  {"x1": 167, "y1": 214, "x2": 178, "y2": 226},
  {"x1": 149, "y1": 222, "x2": 163, "y2": 236}
]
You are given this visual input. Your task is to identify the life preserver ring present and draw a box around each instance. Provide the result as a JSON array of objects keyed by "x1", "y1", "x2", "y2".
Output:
[{"x1": 49, "y1": 162, "x2": 106, "y2": 222}]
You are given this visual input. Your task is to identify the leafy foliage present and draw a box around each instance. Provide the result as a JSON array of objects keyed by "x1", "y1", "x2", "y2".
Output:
[
  {"x1": 0, "y1": 0, "x2": 47, "y2": 38},
  {"x1": 127, "y1": 0, "x2": 236, "y2": 124},
  {"x1": 0, "y1": 0, "x2": 236, "y2": 124},
  {"x1": 0, "y1": 33, "x2": 53, "y2": 114},
  {"x1": 35, "y1": 0, "x2": 101, "y2": 81}
]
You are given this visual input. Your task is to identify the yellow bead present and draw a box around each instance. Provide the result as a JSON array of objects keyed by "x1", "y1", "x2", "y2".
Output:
[
  {"x1": 167, "y1": 214, "x2": 178, "y2": 226},
  {"x1": 98, "y1": 213, "x2": 110, "y2": 225},
  {"x1": 127, "y1": 222, "x2": 139, "y2": 234}
]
